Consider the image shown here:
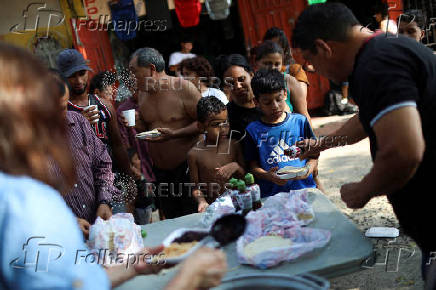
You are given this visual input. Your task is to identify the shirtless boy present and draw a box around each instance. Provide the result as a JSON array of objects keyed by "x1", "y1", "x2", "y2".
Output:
[
  {"x1": 188, "y1": 96, "x2": 245, "y2": 213},
  {"x1": 130, "y1": 47, "x2": 202, "y2": 218}
]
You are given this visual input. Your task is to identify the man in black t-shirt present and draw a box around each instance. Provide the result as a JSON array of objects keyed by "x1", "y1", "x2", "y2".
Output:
[{"x1": 293, "y1": 3, "x2": 436, "y2": 282}]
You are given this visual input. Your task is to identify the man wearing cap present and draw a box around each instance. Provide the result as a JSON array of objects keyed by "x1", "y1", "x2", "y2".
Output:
[{"x1": 57, "y1": 49, "x2": 132, "y2": 179}]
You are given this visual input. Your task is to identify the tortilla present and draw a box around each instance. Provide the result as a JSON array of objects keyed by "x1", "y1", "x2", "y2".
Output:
[{"x1": 243, "y1": 235, "x2": 292, "y2": 259}]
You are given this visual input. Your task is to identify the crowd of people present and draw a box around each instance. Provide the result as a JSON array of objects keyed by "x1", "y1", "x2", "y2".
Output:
[{"x1": 1, "y1": 2, "x2": 436, "y2": 289}]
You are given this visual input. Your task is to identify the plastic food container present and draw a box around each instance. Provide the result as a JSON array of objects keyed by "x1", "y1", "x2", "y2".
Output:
[
  {"x1": 136, "y1": 130, "x2": 161, "y2": 139},
  {"x1": 276, "y1": 165, "x2": 309, "y2": 180},
  {"x1": 161, "y1": 228, "x2": 209, "y2": 264}
]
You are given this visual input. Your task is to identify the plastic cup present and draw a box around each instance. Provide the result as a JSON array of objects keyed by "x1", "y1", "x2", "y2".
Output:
[
  {"x1": 84, "y1": 105, "x2": 98, "y2": 113},
  {"x1": 122, "y1": 109, "x2": 136, "y2": 127}
]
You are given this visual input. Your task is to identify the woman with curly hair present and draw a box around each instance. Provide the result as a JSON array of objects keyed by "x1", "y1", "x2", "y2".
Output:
[{"x1": 180, "y1": 56, "x2": 228, "y2": 104}]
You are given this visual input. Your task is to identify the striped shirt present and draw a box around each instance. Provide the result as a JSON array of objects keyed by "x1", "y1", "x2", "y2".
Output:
[
  {"x1": 67, "y1": 94, "x2": 111, "y2": 148},
  {"x1": 62, "y1": 111, "x2": 120, "y2": 223}
]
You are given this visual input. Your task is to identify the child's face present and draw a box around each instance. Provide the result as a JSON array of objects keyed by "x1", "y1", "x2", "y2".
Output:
[
  {"x1": 201, "y1": 110, "x2": 230, "y2": 143},
  {"x1": 181, "y1": 67, "x2": 200, "y2": 89},
  {"x1": 96, "y1": 85, "x2": 114, "y2": 101},
  {"x1": 399, "y1": 21, "x2": 424, "y2": 42},
  {"x1": 256, "y1": 53, "x2": 283, "y2": 72},
  {"x1": 131, "y1": 153, "x2": 141, "y2": 171},
  {"x1": 255, "y1": 90, "x2": 287, "y2": 123}
]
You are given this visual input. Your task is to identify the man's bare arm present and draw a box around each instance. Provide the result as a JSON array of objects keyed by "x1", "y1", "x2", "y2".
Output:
[
  {"x1": 170, "y1": 79, "x2": 202, "y2": 138},
  {"x1": 359, "y1": 106, "x2": 424, "y2": 196},
  {"x1": 299, "y1": 113, "x2": 367, "y2": 159},
  {"x1": 286, "y1": 74, "x2": 311, "y2": 123},
  {"x1": 331, "y1": 113, "x2": 367, "y2": 146}
]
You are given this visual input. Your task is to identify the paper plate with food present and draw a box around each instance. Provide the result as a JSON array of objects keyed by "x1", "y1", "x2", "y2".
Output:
[
  {"x1": 236, "y1": 228, "x2": 331, "y2": 269},
  {"x1": 276, "y1": 165, "x2": 308, "y2": 180},
  {"x1": 136, "y1": 129, "x2": 161, "y2": 139},
  {"x1": 160, "y1": 228, "x2": 209, "y2": 264}
]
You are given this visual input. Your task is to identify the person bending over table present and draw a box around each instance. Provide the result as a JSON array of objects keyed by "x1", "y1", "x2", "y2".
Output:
[{"x1": 293, "y1": 3, "x2": 436, "y2": 282}]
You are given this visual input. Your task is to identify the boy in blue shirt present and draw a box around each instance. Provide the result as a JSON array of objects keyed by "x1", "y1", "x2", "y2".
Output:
[{"x1": 244, "y1": 69, "x2": 317, "y2": 197}]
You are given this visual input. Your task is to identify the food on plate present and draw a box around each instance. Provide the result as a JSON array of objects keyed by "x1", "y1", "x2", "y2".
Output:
[
  {"x1": 243, "y1": 235, "x2": 292, "y2": 259},
  {"x1": 162, "y1": 242, "x2": 198, "y2": 258},
  {"x1": 297, "y1": 213, "x2": 314, "y2": 220},
  {"x1": 172, "y1": 231, "x2": 208, "y2": 243}
]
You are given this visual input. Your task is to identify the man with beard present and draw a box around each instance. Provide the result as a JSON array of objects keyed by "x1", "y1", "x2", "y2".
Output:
[
  {"x1": 130, "y1": 47, "x2": 201, "y2": 219},
  {"x1": 56, "y1": 49, "x2": 131, "y2": 177}
]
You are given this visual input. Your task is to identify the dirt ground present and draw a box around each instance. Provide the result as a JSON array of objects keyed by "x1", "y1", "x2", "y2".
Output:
[{"x1": 312, "y1": 115, "x2": 424, "y2": 290}]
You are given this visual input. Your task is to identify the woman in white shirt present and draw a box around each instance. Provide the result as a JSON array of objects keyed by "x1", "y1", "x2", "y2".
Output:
[
  {"x1": 374, "y1": 2, "x2": 398, "y2": 34},
  {"x1": 180, "y1": 56, "x2": 229, "y2": 105}
]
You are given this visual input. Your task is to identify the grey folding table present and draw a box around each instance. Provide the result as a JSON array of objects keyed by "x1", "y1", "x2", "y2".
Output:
[{"x1": 116, "y1": 190, "x2": 373, "y2": 289}]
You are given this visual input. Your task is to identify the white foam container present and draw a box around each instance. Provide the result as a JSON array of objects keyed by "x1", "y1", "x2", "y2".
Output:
[
  {"x1": 276, "y1": 166, "x2": 309, "y2": 180},
  {"x1": 136, "y1": 130, "x2": 161, "y2": 139},
  {"x1": 161, "y1": 228, "x2": 209, "y2": 264}
]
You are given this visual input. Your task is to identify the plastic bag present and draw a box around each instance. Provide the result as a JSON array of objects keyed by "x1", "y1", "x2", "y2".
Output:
[
  {"x1": 263, "y1": 189, "x2": 315, "y2": 226},
  {"x1": 201, "y1": 195, "x2": 235, "y2": 228},
  {"x1": 88, "y1": 213, "x2": 144, "y2": 266},
  {"x1": 237, "y1": 227, "x2": 331, "y2": 269},
  {"x1": 236, "y1": 189, "x2": 330, "y2": 269}
]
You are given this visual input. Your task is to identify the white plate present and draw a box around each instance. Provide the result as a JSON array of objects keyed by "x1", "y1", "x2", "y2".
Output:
[
  {"x1": 161, "y1": 228, "x2": 209, "y2": 264},
  {"x1": 136, "y1": 130, "x2": 161, "y2": 139},
  {"x1": 276, "y1": 166, "x2": 308, "y2": 180}
]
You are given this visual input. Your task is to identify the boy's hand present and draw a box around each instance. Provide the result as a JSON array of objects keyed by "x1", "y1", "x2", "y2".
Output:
[
  {"x1": 215, "y1": 162, "x2": 239, "y2": 182},
  {"x1": 198, "y1": 200, "x2": 209, "y2": 213},
  {"x1": 267, "y1": 167, "x2": 289, "y2": 186},
  {"x1": 131, "y1": 165, "x2": 142, "y2": 181}
]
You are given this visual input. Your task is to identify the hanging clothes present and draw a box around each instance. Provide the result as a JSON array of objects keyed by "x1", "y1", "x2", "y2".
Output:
[
  {"x1": 205, "y1": 0, "x2": 232, "y2": 20},
  {"x1": 110, "y1": 0, "x2": 137, "y2": 41},
  {"x1": 174, "y1": 0, "x2": 202, "y2": 27}
]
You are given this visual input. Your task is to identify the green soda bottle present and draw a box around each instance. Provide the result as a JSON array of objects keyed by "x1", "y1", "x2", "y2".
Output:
[
  {"x1": 237, "y1": 180, "x2": 252, "y2": 215},
  {"x1": 245, "y1": 173, "x2": 262, "y2": 210},
  {"x1": 228, "y1": 178, "x2": 239, "y2": 210}
]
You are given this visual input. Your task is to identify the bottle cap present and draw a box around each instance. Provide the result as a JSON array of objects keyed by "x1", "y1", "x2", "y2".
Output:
[
  {"x1": 244, "y1": 173, "x2": 255, "y2": 185},
  {"x1": 237, "y1": 180, "x2": 246, "y2": 192}
]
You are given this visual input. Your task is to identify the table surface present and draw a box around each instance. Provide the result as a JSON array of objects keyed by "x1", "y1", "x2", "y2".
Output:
[{"x1": 116, "y1": 190, "x2": 373, "y2": 290}]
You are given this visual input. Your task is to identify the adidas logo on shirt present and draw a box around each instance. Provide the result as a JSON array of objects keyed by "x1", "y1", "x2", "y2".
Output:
[{"x1": 266, "y1": 139, "x2": 297, "y2": 164}]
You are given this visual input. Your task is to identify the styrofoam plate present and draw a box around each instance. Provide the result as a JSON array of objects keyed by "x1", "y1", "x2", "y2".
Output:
[
  {"x1": 136, "y1": 130, "x2": 161, "y2": 139},
  {"x1": 161, "y1": 228, "x2": 209, "y2": 264},
  {"x1": 276, "y1": 166, "x2": 308, "y2": 180}
]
